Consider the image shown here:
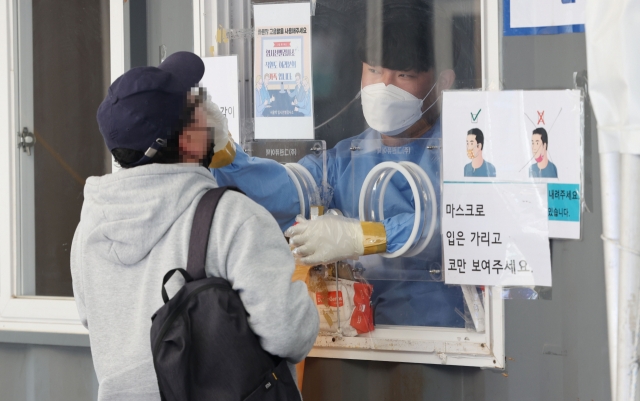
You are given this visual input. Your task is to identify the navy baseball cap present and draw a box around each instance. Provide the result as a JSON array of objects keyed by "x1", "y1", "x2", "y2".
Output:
[{"x1": 97, "y1": 51, "x2": 205, "y2": 164}]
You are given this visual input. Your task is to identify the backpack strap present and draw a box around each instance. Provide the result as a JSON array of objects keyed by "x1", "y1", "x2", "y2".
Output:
[{"x1": 186, "y1": 186, "x2": 241, "y2": 280}]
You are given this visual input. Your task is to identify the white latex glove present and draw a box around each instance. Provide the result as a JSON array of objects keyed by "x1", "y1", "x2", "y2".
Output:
[
  {"x1": 204, "y1": 97, "x2": 231, "y2": 153},
  {"x1": 284, "y1": 215, "x2": 364, "y2": 265}
]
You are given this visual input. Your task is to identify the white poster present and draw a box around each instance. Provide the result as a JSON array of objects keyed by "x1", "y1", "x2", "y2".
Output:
[
  {"x1": 200, "y1": 56, "x2": 240, "y2": 144},
  {"x1": 510, "y1": 0, "x2": 585, "y2": 29},
  {"x1": 443, "y1": 183, "x2": 552, "y2": 287},
  {"x1": 442, "y1": 90, "x2": 583, "y2": 239},
  {"x1": 253, "y1": 3, "x2": 314, "y2": 140}
]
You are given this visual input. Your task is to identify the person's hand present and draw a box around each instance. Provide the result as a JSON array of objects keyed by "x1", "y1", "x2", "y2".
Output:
[
  {"x1": 205, "y1": 99, "x2": 230, "y2": 153},
  {"x1": 206, "y1": 99, "x2": 236, "y2": 168},
  {"x1": 270, "y1": 96, "x2": 275, "y2": 102},
  {"x1": 264, "y1": 100, "x2": 269, "y2": 106},
  {"x1": 285, "y1": 215, "x2": 364, "y2": 265},
  {"x1": 294, "y1": 107, "x2": 299, "y2": 112}
]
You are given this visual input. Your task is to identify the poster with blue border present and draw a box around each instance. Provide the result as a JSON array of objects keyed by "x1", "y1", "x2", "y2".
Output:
[{"x1": 504, "y1": 0, "x2": 585, "y2": 36}]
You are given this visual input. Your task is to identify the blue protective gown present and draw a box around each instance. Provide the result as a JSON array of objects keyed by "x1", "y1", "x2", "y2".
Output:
[{"x1": 212, "y1": 120, "x2": 464, "y2": 327}]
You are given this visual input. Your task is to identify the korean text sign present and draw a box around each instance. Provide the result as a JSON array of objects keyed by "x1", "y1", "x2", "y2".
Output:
[
  {"x1": 253, "y1": 3, "x2": 314, "y2": 140},
  {"x1": 442, "y1": 183, "x2": 552, "y2": 287}
]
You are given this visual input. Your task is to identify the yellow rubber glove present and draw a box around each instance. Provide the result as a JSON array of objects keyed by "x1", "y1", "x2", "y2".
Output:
[
  {"x1": 205, "y1": 98, "x2": 236, "y2": 168},
  {"x1": 360, "y1": 221, "x2": 387, "y2": 255}
]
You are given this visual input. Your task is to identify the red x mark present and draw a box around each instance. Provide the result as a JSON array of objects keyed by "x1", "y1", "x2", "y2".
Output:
[{"x1": 537, "y1": 111, "x2": 545, "y2": 125}]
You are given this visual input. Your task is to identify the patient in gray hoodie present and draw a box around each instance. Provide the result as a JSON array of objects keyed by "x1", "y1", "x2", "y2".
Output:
[{"x1": 70, "y1": 52, "x2": 318, "y2": 401}]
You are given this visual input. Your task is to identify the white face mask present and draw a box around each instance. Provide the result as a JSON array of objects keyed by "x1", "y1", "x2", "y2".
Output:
[{"x1": 360, "y1": 80, "x2": 438, "y2": 136}]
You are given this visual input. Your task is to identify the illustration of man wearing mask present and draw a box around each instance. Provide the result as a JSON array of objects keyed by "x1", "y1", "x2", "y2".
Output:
[
  {"x1": 529, "y1": 127, "x2": 558, "y2": 178},
  {"x1": 209, "y1": 0, "x2": 464, "y2": 328},
  {"x1": 464, "y1": 128, "x2": 496, "y2": 177}
]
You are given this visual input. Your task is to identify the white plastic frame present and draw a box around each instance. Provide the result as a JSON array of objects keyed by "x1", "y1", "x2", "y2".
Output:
[
  {"x1": 359, "y1": 162, "x2": 423, "y2": 258},
  {"x1": 285, "y1": 162, "x2": 322, "y2": 219},
  {"x1": 359, "y1": 161, "x2": 438, "y2": 258}
]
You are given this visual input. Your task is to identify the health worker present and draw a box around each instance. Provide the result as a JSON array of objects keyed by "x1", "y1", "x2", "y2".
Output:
[{"x1": 207, "y1": 1, "x2": 465, "y2": 327}]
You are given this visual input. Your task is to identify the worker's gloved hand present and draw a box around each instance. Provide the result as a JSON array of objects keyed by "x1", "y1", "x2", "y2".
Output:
[
  {"x1": 285, "y1": 215, "x2": 365, "y2": 265},
  {"x1": 205, "y1": 98, "x2": 236, "y2": 168}
]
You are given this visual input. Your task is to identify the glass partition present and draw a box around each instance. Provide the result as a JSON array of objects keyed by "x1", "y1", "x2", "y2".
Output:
[
  {"x1": 235, "y1": 0, "x2": 485, "y2": 334},
  {"x1": 126, "y1": 0, "x2": 194, "y2": 69}
]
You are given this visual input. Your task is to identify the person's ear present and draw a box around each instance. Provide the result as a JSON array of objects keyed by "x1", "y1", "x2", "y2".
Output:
[{"x1": 436, "y1": 69, "x2": 456, "y2": 92}]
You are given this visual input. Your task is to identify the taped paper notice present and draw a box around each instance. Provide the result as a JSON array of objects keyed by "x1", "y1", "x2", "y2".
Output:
[
  {"x1": 504, "y1": 0, "x2": 585, "y2": 36},
  {"x1": 253, "y1": 2, "x2": 314, "y2": 139},
  {"x1": 442, "y1": 90, "x2": 583, "y2": 239},
  {"x1": 443, "y1": 183, "x2": 551, "y2": 287},
  {"x1": 510, "y1": 0, "x2": 585, "y2": 28},
  {"x1": 200, "y1": 56, "x2": 240, "y2": 144}
]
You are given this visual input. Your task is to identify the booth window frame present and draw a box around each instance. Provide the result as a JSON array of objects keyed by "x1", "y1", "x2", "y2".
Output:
[{"x1": 0, "y1": 0, "x2": 504, "y2": 368}]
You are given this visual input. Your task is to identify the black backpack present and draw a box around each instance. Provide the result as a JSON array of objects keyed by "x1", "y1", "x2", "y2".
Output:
[{"x1": 150, "y1": 187, "x2": 302, "y2": 401}]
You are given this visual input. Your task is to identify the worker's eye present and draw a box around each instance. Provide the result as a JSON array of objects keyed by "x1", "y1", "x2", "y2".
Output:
[
  {"x1": 368, "y1": 67, "x2": 381, "y2": 74},
  {"x1": 398, "y1": 73, "x2": 415, "y2": 79}
]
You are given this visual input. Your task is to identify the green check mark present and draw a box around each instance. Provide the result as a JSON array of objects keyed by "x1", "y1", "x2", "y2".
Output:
[{"x1": 471, "y1": 109, "x2": 481, "y2": 122}]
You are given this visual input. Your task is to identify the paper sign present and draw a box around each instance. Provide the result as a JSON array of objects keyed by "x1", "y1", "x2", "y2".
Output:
[
  {"x1": 504, "y1": 0, "x2": 585, "y2": 36},
  {"x1": 200, "y1": 56, "x2": 240, "y2": 144},
  {"x1": 443, "y1": 183, "x2": 552, "y2": 287},
  {"x1": 253, "y1": 3, "x2": 314, "y2": 140},
  {"x1": 442, "y1": 90, "x2": 583, "y2": 239}
]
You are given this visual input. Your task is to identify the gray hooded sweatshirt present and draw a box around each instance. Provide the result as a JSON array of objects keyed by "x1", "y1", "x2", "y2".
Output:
[{"x1": 71, "y1": 163, "x2": 318, "y2": 401}]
